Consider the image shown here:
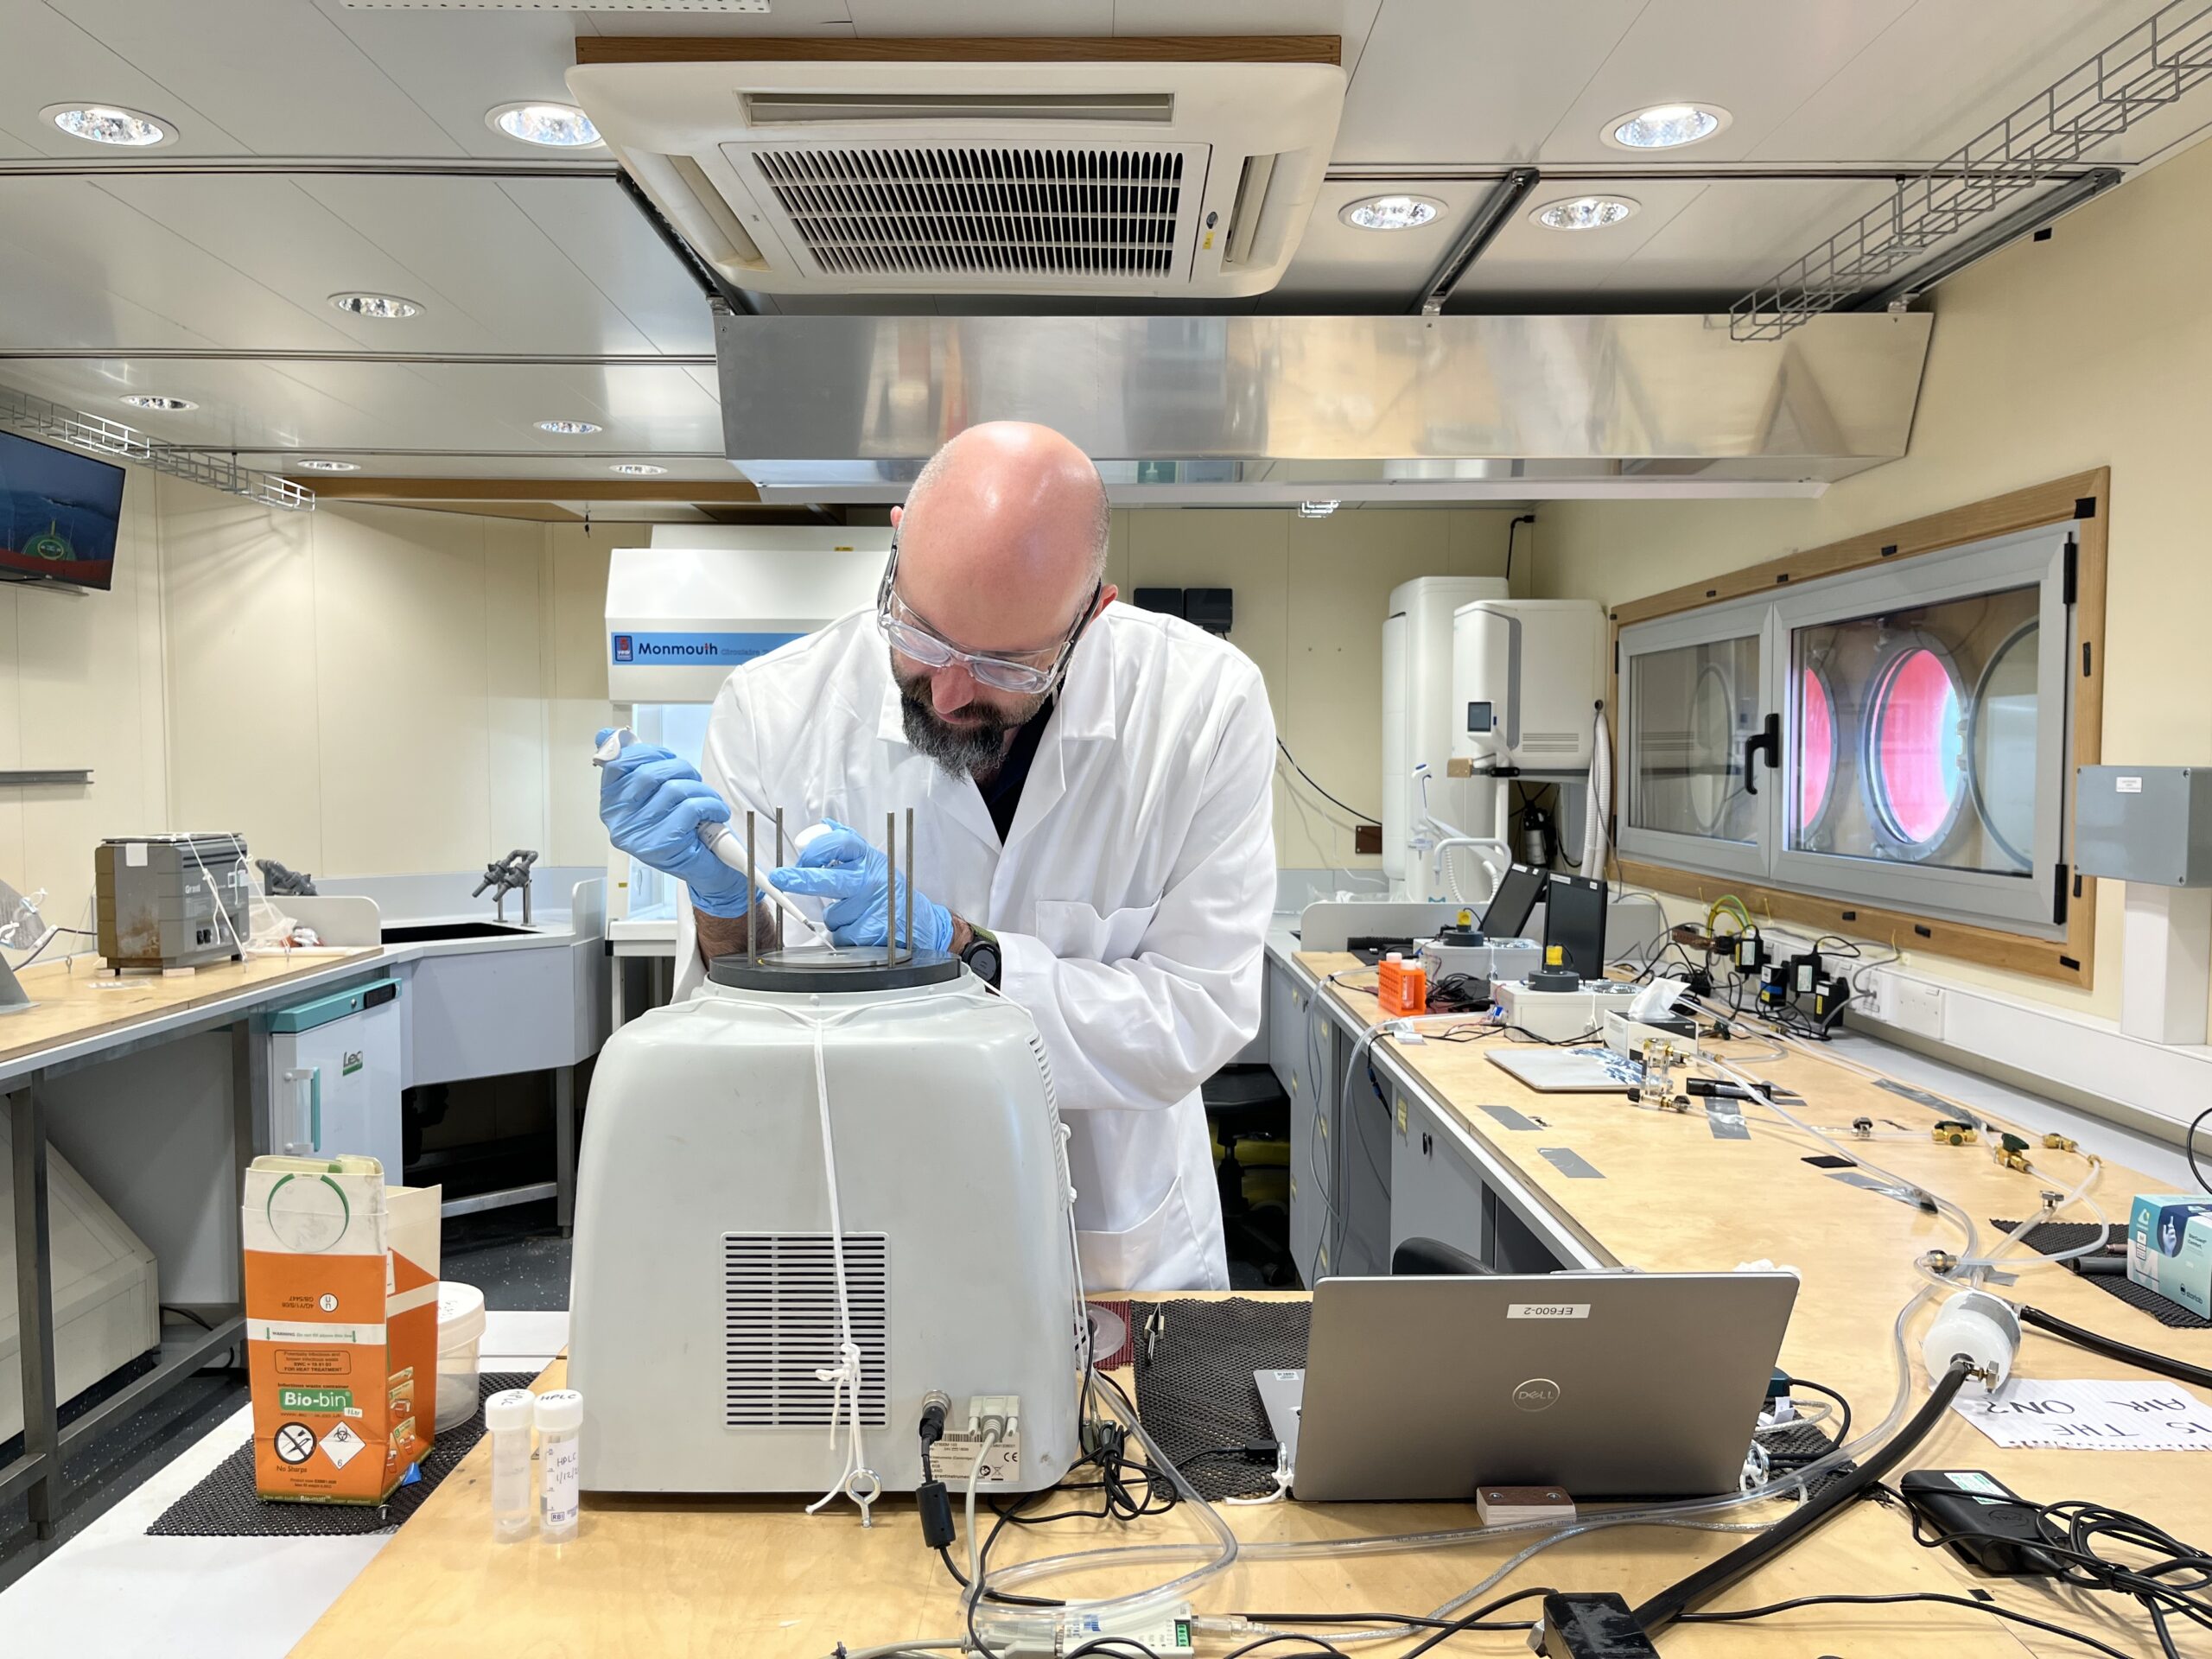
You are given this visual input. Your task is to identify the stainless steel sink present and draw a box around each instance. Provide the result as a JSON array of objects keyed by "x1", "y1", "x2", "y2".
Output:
[{"x1": 380, "y1": 921, "x2": 541, "y2": 944}]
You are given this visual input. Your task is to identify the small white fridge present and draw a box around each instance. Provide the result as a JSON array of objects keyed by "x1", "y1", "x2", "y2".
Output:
[{"x1": 266, "y1": 976, "x2": 404, "y2": 1175}]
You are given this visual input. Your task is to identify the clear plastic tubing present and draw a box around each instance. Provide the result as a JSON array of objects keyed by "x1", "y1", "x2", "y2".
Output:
[
  {"x1": 485, "y1": 1388, "x2": 535, "y2": 1543},
  {"x1": 535, "y1": 1388, "x2": 584, "y2": 1544},
  {"x1": 976, "y1": 1284, "x2": 1941, "y2": 1644}
]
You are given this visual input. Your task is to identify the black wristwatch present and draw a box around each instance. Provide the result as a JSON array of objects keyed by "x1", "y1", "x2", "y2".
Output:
[{"x1": 959, "y1": 923, "x2": 1002, "y2": 988}]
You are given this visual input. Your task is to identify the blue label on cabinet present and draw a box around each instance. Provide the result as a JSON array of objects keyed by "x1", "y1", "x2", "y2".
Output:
[{"x1": 610, "y1": 631, "x2": 801, "y2": 667}]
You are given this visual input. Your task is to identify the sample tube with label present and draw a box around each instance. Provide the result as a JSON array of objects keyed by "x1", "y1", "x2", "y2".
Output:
[
  {"x1": 535, "y1": 1388, "x2": 584, "y2": 1543},
  {"x1": 485, "y1": 1388, "x2": 535, "y2": 1542}
]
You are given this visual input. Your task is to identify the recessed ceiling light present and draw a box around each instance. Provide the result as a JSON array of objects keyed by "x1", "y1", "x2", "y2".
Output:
[
  {"x1": 487, "y1": 102, "x2": 603, "y2": 149},
  {"x1": 1299, "y1": 500, "x2": 1342, "y2": 518},
  {"x1": 1533, "y1": 195, "x2": 1640, "y2": 232},
  {"x1": 1605, "y1": 103, "x2": 1731, "y2": 151},
  {"x1": 1339, "y1": 194, "x2": 1444, "y2": 232},
  {"x1": 329, "y1": 291, "x2": 423, "y2": 321},
  {"x1": 295, "y1": 459, "x2": 359, "y2": 473},
  {"x1": 120, "y1": 394, "x2": 194, "y2": 412},
  {"x1": 609, "y1": 462, "x2": 667, "y2": 475},
  {"x1": 43, "y1": 103, "x2": 175, "y2": 149},
  {"x1": 538, "y1": 420, "x2": 602, "y2": 435}
]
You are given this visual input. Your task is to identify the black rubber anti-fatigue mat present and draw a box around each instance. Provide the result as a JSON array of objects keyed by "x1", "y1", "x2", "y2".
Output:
[
  {"x1": 148, "y1": 1371, "x2": 537, "y2": 1536},
  {"x1": 1128, "y1": 1297, "x2": 1308, "y2": 1501},
  {"x1": 1991, "y1": 1218, "x2": 2209, "y2": 1331}
]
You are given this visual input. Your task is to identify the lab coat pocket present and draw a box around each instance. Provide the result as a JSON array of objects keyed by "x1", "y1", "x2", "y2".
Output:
[
  {"x1": 1074, "y1": 1172, "x2": 1206, "y2": 1294},
  {"x1": 1033, "y1": 899, "x2": 1160, "y2": 964}
]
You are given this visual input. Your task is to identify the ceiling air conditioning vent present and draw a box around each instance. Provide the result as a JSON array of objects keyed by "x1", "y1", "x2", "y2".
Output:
[
  {"x1": 744, "y1": 91, "x2": 1176, "y2": 126},
  {"x1": 569, "y1": 55, "x2": 1344, "y2": 296},
  {"x1": 753, "y1": 145, "x2": 1192, "y2": 282}
]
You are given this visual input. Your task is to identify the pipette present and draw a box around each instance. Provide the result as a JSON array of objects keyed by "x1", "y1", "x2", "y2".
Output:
[{"x1": 593, "y1": 728, "x2": 830, "y2": 945}]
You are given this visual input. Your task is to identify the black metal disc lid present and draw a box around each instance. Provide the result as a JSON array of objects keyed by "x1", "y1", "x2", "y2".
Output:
[{"x1": 707, "y1": 944, "x2": 961, "y2": 993}]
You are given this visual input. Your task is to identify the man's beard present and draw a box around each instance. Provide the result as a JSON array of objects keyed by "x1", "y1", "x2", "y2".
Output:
[{"x1": 895, "y1": 660, "x2": 1045, "y2": 779}]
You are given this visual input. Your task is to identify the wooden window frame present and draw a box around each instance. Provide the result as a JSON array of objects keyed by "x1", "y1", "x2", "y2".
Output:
[{"x1": 1606, "y1": 469, "x2": 2108, "y2": 988}]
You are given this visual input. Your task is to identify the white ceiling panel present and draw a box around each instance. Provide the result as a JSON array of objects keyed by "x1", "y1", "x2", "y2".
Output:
[
  {"x1": 309, "y1": 0, "x2": 602, "y2": 158},
  {"x1": 1270, "y1": 179, "x2": 1491, "y2": 302},
  {"x1": 500, "y1": 178, "x2": 719, "y2": 355},
  {"x1": 1447, "y1": 179, "x2": 1719, "y2": 298},
  {"x1": 0, "y1": 0, "x2": 251, "y2": 157},
  {"x1": 292, "y1": 176, "x2": 671, "y2": 353},
  {"x1": 845, "y1": 0, "x2": 1112, "y2": 34},
  {"x1": 576, "y1": 3, "x2": 855, "y2": 37},
  {"x1": 0, "y1": 178, "x2": 354, "y2": 350},
  {"x1": 1536, "y1": 0, "x2": 1919, "y2": 165},
  {"x1": 1755, "y1": 0, "x2": 2164, "y2": 162},
  {"x1": 59, "y1": 0, "x2": 461, "y2": 156},
  {"x1": 0, "y1": 356, "x2": 726, "y2": 457},
  {"x1": 1332, "y1": 0, "x2": 1643, "y2": 167}
]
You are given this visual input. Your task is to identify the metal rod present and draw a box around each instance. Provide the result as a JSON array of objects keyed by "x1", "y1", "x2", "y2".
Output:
[
  {"x1": 1852, "y1": 167, "x2": 2123, "y2": 311},
  {"x1": 0, "y1": 156, "x2": 620, "y2": 180},
  {"x1": 775, "y1": 808, "x2": 785, "y2": 869},
  {"x1": 11, "y1": 1082, "x2": 60, "y2": 1535},
  {"x1": 615, "y1": 169, "x2": 757, "y2": 315},
  {"x1": 885, "y1": 812, "x2": 898, "y2": 967},
  {"x1": 1414, "y1": 165, "x2": 1541, "y2": 317},
  {"x1": 904, "y1": 808, "x2": 914, "y2": 961},
  {"x1": 746, "y1": 812, "x2": 759, "y2": 965},
  {"x1": 0, "y1": 347, "x2": 715, "y2": 366}
]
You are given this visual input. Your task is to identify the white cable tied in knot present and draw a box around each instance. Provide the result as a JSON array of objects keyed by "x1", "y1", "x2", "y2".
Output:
[{"x1": 794, "y1": 1014, "x2": 880, "y2": 1525}]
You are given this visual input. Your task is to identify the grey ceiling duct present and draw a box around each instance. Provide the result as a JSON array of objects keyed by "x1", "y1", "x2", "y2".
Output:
[{"x1": 716, "y1": 311, "x2": 1932, "y2": 505}]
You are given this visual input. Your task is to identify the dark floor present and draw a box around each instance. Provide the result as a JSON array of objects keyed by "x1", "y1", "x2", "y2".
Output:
[{"x1": 0, "y1": 1200, "x2": 575, "y2": 1592}]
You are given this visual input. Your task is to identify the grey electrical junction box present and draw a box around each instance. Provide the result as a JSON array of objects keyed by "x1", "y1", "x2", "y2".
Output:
[{"x1": 2074, "y1": 766, "x2": 2212, "y2": 887}]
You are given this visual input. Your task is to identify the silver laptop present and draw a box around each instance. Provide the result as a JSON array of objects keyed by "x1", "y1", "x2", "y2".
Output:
[{"x1": 1257, "y1": 1272, "x2": 1799, "y2": 1502}]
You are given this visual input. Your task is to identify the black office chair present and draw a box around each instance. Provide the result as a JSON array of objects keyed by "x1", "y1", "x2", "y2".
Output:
[{"x1": 1390, "y1": 1236, "x2": 1493, "y2": 1276}]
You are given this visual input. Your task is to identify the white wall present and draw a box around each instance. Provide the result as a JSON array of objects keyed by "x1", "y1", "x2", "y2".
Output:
[
  {"x1": 1526, "y1": 127, "x2": 2212, "y2": 1021},
  {"x1": 0, "y1": 470, "x2": 1523, "y2": 944},
  {"x1": 0, "y1": 474, "x2": 563, "y2": 944}
]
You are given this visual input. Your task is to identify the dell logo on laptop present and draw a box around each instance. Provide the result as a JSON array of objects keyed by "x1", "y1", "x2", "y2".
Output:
[{"x1": 1512, "y1": 1376, "x2": 1562, "y2": 1412}]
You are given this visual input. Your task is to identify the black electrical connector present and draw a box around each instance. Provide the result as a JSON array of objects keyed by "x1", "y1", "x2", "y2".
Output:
[
  {"x1": 916, "y1": 1391, "x2": 957, "y2": 1549},
  {"x1": 1898, "y1": 1470, "x2": 2063, "y2": 1575},
  {"x1": 1539, "y1": 1592, "x2": 1662, "y2": 1659}
]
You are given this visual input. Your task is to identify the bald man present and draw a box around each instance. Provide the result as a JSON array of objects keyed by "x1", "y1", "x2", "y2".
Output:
[{"x1": 601, "y1": 423, "x2": 1276, "y2": 1291}]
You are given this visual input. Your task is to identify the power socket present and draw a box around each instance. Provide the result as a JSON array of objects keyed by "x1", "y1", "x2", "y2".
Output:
[{"x1": 1000, "y1": 1607, "x2": 1195, "y2": 1658}]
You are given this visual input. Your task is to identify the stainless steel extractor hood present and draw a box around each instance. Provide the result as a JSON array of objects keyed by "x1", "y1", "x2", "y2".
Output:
[{"x1": 717, "y1": 310, "x2": 1931, "y2": 504}]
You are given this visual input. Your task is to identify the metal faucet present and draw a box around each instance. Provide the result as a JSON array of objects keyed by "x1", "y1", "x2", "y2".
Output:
[
  {"x1": 256, "y1": 858, "x2": 318, "y2": 897},
  {"x1": 474, "y1": 849, "x2": 539, "y2": 924}
]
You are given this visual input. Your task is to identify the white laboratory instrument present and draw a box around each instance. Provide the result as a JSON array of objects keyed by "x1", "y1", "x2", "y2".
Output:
[
  {"x1": 594, "y1": 727, "x2": 830, "y2": 946},
  {"x1": 566, "y1": 914, "x2": 1085, "y2": 1503},
  {"x1": 265, "y1": 976, "x2": 404, "y2": 1174},
  {"x1": 1382, "y1": 576, "x2": 1509, "y2": 893},
  {"x1": 1451, "y1": 598, "x2": 1609, "y2": 775},
  {"x1": 1415, "y1": 930, "x2": 1541, "y2": 987},
  {"x1": 603, "y1": 528, "x2": 890, "y2": 924}
]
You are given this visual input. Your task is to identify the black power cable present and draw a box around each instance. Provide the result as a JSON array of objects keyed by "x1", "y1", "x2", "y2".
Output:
[
  {"x1": 1275, "y1": 736, "x2": 1380, "y2": 828},
  {"x1": 1675, "y1": 1592, "x2": 2137, "y2": 1659},
  {"x1": 1631, "y1": 1357, "x2": 1977, "y2": 1636},
  {"x1": 2189, "y1": 1103, "x2": 2212, "y2": 1198}
]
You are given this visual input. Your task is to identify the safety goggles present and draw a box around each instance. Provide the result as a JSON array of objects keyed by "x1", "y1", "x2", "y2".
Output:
[{"x1": 875, "y1": 526, "x2": 1100, "y2": 696}]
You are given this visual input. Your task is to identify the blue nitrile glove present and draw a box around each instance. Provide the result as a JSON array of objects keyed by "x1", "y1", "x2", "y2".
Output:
[
  {"x1": 594, "y1": 730, "x2": 752, "y2": 919},
  {"x1": 770, "y1": 818, "x2": 954, "y2": 952}
]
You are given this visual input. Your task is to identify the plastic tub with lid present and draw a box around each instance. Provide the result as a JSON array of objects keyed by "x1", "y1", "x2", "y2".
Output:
[{"x1": 435, "y1": 1281, "x2": 486, "y2": 1433}]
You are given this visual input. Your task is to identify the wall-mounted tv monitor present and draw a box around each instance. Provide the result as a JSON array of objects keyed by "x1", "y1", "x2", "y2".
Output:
[{"x1": 0, "y1": 428, "x2": 126, "y2": 591}]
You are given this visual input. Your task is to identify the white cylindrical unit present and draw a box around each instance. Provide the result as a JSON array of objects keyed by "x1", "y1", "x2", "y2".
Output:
[
  {"x1": 567, "y1": 949, "x2": 1083, "y2": 1497},
  {"x1": 1382, "y1": 575, "x2": 1509, "y2": 889}
]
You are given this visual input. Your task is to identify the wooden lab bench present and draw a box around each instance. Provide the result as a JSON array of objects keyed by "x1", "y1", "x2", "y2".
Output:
[
  {"x1": 3, "y1": 948, "x2": 387, "y2": 1535},
  {"x1": 289, "y1": 951, "x2": 2211, "y2": 1657}
]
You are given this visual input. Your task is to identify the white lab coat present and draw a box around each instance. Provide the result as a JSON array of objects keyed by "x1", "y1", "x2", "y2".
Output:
[{"x1": 671, "y1": 601, "x2": 1277, "y2": 1292}]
